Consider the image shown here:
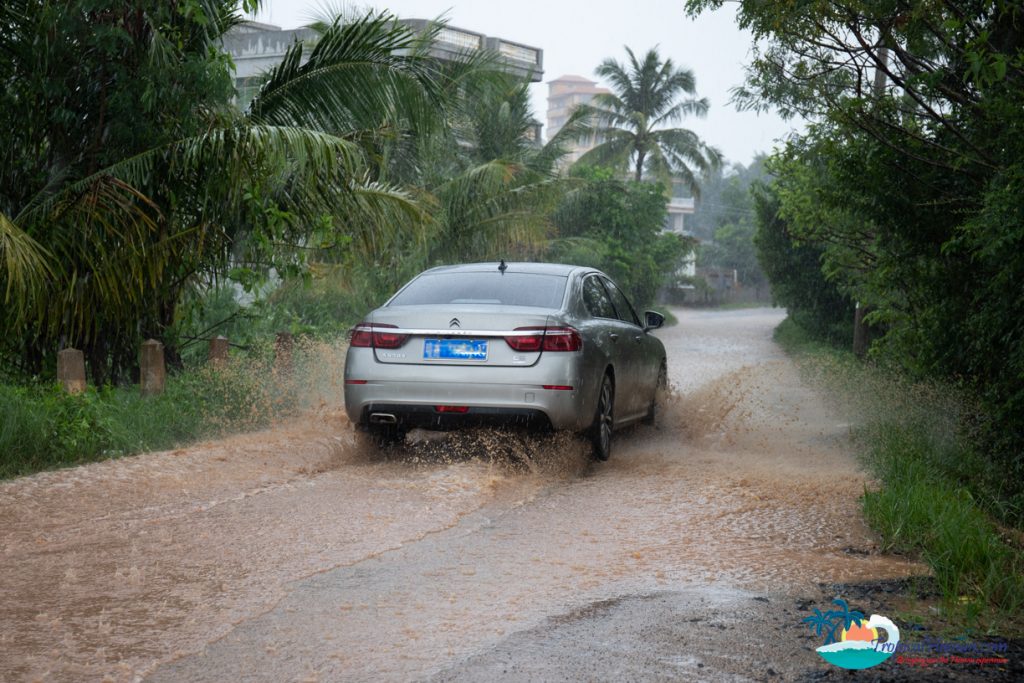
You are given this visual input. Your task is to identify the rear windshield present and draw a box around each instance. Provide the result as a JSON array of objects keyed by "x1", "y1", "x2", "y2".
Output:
[{"x1": 389, "y1": 272, "x2": 567, "y2": 308}]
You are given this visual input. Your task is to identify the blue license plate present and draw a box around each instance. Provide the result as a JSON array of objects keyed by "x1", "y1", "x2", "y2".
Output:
[{"x1": 423, "y1": 339, "x2": 488, "y2": 361}]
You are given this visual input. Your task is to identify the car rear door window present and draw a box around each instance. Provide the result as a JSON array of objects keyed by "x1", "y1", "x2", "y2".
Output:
[
  {"x1": 388, "y1": 272, "x2": 567, "y2": 308},
  {"x1": 582, "y1": 275, "x2": 617, "y2": 319},
  {"x1": 602, "y1": 278, "x2": 641, "y2": 326}
]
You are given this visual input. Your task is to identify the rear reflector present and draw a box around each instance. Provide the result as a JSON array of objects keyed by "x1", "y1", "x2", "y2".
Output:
[
  {"x1": 505, "y1": 326, "x2": 582, "y2": 352},
  {"x1": 435, "y1": 405, "x2": 470, "y2": 413},
  {"x1": 542, "y1": 385, "x2": 574, "y2": 391},
  {"x1": 350, "y1": 323, "x2": 409, "y2": 349},
  {"x1": 345, "y1": 379, "x2": 368, "y2": 385}
]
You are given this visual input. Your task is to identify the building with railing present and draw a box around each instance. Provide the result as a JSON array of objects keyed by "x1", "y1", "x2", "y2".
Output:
[{"x1": 224, "y1": 20, "x2": 544, "y2": 111}]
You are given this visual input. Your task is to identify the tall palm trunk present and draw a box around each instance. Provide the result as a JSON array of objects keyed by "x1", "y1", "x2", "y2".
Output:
[{"x1": 634, "y1": 151, "x2": 646, "y2": 181}]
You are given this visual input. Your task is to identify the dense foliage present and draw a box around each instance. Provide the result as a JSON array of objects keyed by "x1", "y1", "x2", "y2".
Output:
[
  {"x1": 752, "y1": 185, "x2": 854, "y2": 344},
  {"x1": 687, "y1": 0, "x2": 1024, "y2": 500},
  {"x1": 551, "y1": 168, "x2": 693, "y2": 308},
  {"x1": 1, "y1": 2, "x2": 438, "y2": 383}
]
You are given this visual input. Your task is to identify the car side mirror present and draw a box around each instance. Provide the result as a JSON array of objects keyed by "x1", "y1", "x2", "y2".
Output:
[{"x1": 643, "y1": 310, "x2": 665, "y2": 331}]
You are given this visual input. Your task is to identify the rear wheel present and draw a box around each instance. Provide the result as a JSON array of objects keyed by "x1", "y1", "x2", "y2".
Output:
[{"x1": 590, "y1": 373, "x2": 614, "y2": 461}]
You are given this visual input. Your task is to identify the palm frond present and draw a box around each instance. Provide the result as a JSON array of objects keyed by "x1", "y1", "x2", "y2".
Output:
[
  {"x1": 530, "y1": 107, "x2": 595, "y2": 176},
  {"x1": 247, "y1": 11, "x2": 444, "y2": 139},
  {"x1": 0, "y1": 211, "x2": 52, "y2": 305},
  {"x1": 651, "y1": 97, "x2": 711, "y2": 127},
  {"x1": 433, "y1": 160, "x2": 564, "y2": 262},
  {"x1": 574, "y1": 135, "x2": 635, "y2": 172}
]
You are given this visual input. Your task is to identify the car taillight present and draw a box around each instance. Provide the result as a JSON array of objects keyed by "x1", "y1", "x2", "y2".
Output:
[
  {"x1": 505, "y1": 330, "x2": 543, "y2": 352},
  {"x1": 505, "y1": 326, "x2": 582, "y2": 352},
  {"x1": 349, "y1": 323, "x2": 409, "y2": 349},
  {"x1": 435, "y1": 405, "x2": 470, "y2": 413}
]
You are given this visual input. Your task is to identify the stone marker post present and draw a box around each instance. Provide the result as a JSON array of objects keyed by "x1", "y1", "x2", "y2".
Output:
[
  {"x1": 209, "y1": 335, "x2": 229, "y2": 366},
  {"x1": 275, "y1": 331, "x2": 294, "y2": 374},
  {"x1": 57, "y1": 348, "x2": 87, "y2": 394},
  {"x1": 140, "y1": 339, "x2": 166, "y2": 396}
]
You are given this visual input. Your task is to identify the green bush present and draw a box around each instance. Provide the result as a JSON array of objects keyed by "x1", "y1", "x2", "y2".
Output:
[
  {"x1": 754, "y1": 184, "x2": 854, "y2": 346},
  {"x1": 551, "y1": 167, "x2": 692, "y2": 309}
]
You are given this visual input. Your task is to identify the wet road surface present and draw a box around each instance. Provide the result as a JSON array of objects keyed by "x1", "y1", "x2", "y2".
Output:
[{"x1": 1, "y1": 308, "x2": 927, "y2": 681}]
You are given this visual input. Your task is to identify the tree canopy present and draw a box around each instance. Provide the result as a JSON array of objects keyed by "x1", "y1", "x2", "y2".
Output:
[{"x1": 686, "y1": 0, "x2": 1024, "y2": 499}]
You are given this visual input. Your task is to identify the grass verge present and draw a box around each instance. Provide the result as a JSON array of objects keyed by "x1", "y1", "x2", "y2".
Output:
[
  {"x1": 0, "y1": 337, "x2": 348, "y2": 480},
  {"x1": 775, "y1": 317, "x2": 1024, "y2": 629},
  {"x1": 0, "y1": 369, "x2": 271, "y2": 479}
]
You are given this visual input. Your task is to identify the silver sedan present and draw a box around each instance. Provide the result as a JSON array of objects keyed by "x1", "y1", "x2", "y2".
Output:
[{"x1": 343, "y1": 262, "x2": 667, "y2": 460}]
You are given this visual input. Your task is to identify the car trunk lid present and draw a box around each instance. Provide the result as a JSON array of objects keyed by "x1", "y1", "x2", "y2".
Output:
[{"x1": 364, "y1": 305, "x2": 559, "y2": 367}]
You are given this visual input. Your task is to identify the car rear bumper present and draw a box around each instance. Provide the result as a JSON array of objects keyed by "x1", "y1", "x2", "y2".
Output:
[
  {"x1": 357, "y1": 404, "x2": 553, "y2": 430},
  {"x1": 343, "y1": 349, "x2": 591, "y2": 431}
]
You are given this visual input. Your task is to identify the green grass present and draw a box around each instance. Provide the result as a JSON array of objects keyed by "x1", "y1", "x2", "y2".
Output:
[
  {"x1": 775, "y1": 316, "x2": 1024, "y2": 628},
  {"x1": 0, "y1": 335, "x2": 350, "y2": 480},
  {"x1": 773, "y1": 315, "x2": 836, "y2": 355},
  {"x1": 860, "y1": 422, "x2": 1024, "y2": 620},
  {"x1": 0, "y1": 370, "x2": 271, "y2": 479}
]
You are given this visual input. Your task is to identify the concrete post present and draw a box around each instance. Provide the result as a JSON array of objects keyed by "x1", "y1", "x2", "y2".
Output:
[
  {"x1": 209, "y1": 335, "x2": 229, "y2": 366},
  {"x1": 57, "y1": 348, "x2": 87, "y2": 394},
  {"x1": 140, "y1": 339, "x2": 166, "y2": 396},
  {"x1": 275, "y1": 331, "x2": 294, "y2": 373}
]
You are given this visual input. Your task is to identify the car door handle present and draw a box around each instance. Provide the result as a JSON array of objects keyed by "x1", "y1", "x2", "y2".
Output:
[
  {"x1": 633, "y1": 334, "x2": 643, "y2": 343},
  {"x1": 609, "y1": 333, "x2": 619, "y2": 342}
]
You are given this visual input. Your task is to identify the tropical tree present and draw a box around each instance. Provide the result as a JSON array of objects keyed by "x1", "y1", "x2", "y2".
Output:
[
  {"x1": 685, "y1": 0, "x2": 1024, "y2": 493},
  {"x1": 575, "y1": 47, "x2": 722, "y2": 191},
  {"x1": 425, "y1": 73, "x2": 593, "y2": 265},
  {"x1": 0, "y1": 2, "x2": 444, "y2": 382},
  {"x1": 550, "y1": 167, "x2": 693, "y2": 308}
]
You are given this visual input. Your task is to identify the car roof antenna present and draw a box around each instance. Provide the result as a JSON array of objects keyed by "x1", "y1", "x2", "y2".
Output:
[{"x1": 498, "y1": 259, "x2": 508, "y2": 274}]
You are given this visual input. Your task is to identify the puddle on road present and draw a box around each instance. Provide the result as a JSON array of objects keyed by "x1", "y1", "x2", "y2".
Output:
[{"x1": 0, "y1": 308, "x2": 924, "y2": 682}]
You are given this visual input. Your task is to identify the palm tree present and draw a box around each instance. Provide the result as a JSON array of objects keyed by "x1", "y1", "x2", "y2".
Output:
[
  {"x1": 0, "y1": 3, "x2": 445, "y2": 381},
  {"x1": 575, "y1": 46, "x2": 722, "y2": 193}
]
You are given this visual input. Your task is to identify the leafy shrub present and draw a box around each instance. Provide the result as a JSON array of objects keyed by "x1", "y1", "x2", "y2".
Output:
[{"x1": 551, "y1": 167, "x2": 692, "y2": 308}]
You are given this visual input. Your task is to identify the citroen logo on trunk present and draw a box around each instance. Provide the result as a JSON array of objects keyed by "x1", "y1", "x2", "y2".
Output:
[{"x1": 449, "y1": 318, "x2": 461, "y2": 328}]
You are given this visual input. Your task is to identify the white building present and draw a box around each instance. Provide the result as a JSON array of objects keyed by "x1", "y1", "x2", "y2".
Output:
[{"x1": 224, "y1": 20, "x2": 544, "y2": 110}]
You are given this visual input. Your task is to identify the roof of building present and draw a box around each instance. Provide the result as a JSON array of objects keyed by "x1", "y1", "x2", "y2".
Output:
[{"x1": 548, "y1": 74, "x2": 596, "y2": 84}]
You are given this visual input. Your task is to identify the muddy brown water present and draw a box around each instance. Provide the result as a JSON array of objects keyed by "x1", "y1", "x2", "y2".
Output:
[{"x1": 0, "y1": 308, "x2": 925, "y2": 682}]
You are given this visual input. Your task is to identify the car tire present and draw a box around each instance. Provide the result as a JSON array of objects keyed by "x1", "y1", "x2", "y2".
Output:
[
  {"x1": 642, "y1": 360, "x2": 667, "y2": 426},
  {"x1": 590, "y1": 373, "x2": 614, "y2": 461}
]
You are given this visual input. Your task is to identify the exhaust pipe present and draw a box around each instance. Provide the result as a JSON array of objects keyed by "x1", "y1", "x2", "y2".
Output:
[{"x1": 369, "y1": 412, "x2": 398, "y2": 425}]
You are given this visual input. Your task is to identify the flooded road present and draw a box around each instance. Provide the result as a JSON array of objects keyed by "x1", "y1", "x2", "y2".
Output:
[{"x1": 1, "y1": 308, "x2": 926, "y2": 682}]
